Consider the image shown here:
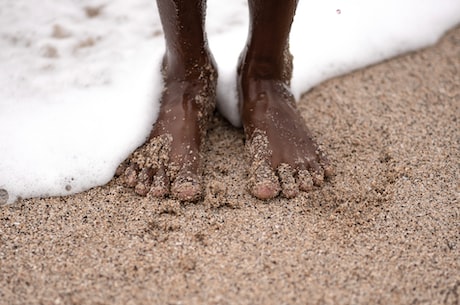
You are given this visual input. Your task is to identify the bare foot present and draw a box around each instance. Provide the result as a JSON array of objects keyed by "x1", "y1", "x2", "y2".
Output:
[
  {"x1": 239, "y1": 66, "x2": 332, "y2": 200},
  {"x1": 117, "y1": 57, "x2": 217, "y2": 201}
]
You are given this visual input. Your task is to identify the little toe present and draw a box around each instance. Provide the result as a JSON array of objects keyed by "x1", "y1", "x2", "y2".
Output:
[
  {"x1": 321, "y1": 158, "x2": 334, "y2": 178},
  {"x1": 115, "y1": 161, "x2": 128, "y2": 177},
  {"x1": 124, "y1": 164, "x2": 139, "y2": 188},
  {"x1": 277, "y1": 163, "x2": 299, "y2": 199},
  {"x1": 304, "y1": 157, "x2": 325, "y2": 186},
  {"x1": 317, "y1": 150, "x2": 334, "y2": 178}
]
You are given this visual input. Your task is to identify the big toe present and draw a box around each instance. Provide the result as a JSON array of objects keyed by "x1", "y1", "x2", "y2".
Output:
[
  {"x1": 252, "y1": 181, "x2": 281, "y2": 200},
  {"x1": 250, "y1": 162, "x2": 281, "y2": 200}
]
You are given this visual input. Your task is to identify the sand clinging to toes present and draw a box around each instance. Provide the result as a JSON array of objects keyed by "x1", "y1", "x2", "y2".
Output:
[{"x1": 246, "y1": 129, "x2": 281, "y2": 198}]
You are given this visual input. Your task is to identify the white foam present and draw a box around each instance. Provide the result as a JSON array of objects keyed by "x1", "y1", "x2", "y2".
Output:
[{"x1": 0, "y1": 0, "x2": 459, "y2": 203}]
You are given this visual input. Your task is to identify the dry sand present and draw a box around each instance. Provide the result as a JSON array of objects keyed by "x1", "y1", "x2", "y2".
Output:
[{"x1": 1, "y1": 26, "x2": 459, "y2": 305}]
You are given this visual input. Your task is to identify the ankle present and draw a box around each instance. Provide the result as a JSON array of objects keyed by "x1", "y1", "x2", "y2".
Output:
[
  {"x1": 238, "y1": 43, "x2": 294, "y2": 82},
  {"x1": 164, "y1": 49, "x2": 217, "y2": 81}
]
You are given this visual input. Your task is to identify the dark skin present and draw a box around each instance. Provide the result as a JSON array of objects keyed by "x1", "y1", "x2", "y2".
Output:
[{"x1": 119, "y1": 0, "x2": 332, "y2": 201}]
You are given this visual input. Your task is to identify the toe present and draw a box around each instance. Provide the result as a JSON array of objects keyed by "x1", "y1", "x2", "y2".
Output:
[
  {"x1": 277, "y1": 163, "x2": 299, "y2": 199},
  {"x1": 317, "y1": 150, "x2": 334, "y2": 178},
  {"x1": 135, "y1": 168, "x2": 154, "y2": 196},
  {"x1": 305, "y1": 156, "x2": 325, "y2": 186},
  {"x1": 252, "y1": 182, "x2": 281, "y2": 200},
  {"x1": 297, "y1": 169, "x2": 314, "y2": 192},
  {"x1": 250, "y1": 161, "x2": 281, "y2": 200},
  {"x1": 124, "y1": 164, "x2": 139, "y2": 188},
  {"x1": 115, "y1": 161, "x2": 128, "y2": 177},
  {"x1": 311, "y1": 168, "x2": 325, "y2": 187},
  {"x1": 323, "y1": 163, "x2": 334, "y2": 178},
  {"x1": 246, "y1": 130, "x2": 281, "y2": 200},
  {"x1": 149, "y1": 166, "x2": 170, "y2": 198},
  {"x1": 320, "y1": 158, "x2": 334, "y2": 178},
  {"x1": 171, "y1": 168, "x2": 202, "y2": 201}
]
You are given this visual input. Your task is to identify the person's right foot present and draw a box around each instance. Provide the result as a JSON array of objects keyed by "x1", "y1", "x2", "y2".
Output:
[{"x1": 117, "y1": 56, "x2": 217, "y2": 201}]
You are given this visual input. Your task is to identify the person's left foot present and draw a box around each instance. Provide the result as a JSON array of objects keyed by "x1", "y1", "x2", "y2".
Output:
[{"x1": 239, "y1": 71, "x2": 333, "y2": 200}]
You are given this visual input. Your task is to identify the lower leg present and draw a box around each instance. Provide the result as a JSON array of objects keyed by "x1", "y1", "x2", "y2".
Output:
[
  {"x1": 239, "y1": 0, "x2": 331, "y2": 199},
  {"x1": 156, "y1": 0, "x2": 214, "y2": 80},
  {"x1": 241, "y1": 0, "x2": 296, "y2": 81}
]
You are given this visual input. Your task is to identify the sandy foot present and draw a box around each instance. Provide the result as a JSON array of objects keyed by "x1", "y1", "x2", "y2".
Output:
[
  {"x1": 117, "y1": 62, "x2": 217, "y2": 201},
  {"x1": 241, "y1": 79, "x2": 333, "y2": 199}
]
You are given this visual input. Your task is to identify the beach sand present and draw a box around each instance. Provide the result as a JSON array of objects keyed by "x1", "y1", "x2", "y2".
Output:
[{"x1": 1, "y1": 26, "x2": 458, "y2": 305}]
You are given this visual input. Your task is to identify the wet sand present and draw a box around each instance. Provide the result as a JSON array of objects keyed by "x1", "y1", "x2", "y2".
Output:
[{"x1": 1, "y1": 26, "x2": 459, "y2": 305}]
